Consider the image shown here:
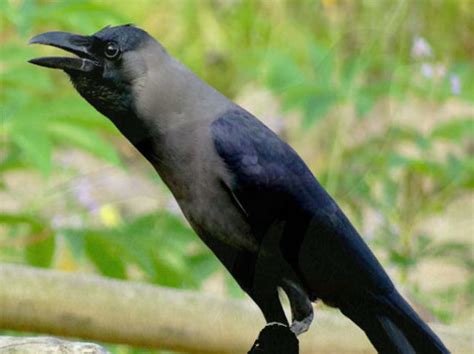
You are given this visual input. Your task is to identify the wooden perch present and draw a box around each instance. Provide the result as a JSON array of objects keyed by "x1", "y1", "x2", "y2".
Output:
[
  {"x1": 0, "y1": 264, "x2": 471, "y2": 353},
  {"x1": 0, "y1": 336, "x2": 109, "y2": 354}
]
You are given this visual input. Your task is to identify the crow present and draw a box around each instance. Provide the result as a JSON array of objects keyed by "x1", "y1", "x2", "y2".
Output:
[{"x1": 29, "y1": 25, "x2": 449, "y2": 353}]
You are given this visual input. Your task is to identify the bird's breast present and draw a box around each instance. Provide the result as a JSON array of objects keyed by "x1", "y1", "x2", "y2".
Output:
[{"x1": 146, "y1": 124, "x2": 258, "y2": 253}]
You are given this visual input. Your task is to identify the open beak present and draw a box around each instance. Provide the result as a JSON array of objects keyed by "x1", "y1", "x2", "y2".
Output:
[{"x1": 28, "y1": 31, "x2": 101, "y2": 73}]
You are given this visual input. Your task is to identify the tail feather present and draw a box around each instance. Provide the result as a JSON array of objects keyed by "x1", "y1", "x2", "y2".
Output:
[
  {"x1": 340, "y1": 291, "x2": 449, "y2": 354},
  {"x1": 377, "y1": 316, "x2": 415, "y2": 353},
  {"x1": 342, "y1": 308, "x2": 415, "y2": 354}
]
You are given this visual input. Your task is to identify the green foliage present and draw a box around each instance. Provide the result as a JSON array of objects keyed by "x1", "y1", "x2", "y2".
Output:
[
  {"x1": 0, "y1": 212, "x2": 56, "y2": 268},
  {"x1": 25, "y1": 233, "x2": 55, "y2": 268},
  {"x1": 335, "y1": 120, "x2": 473, "y2": 282},
  {"x1": 262, "y1": 32, "x2": 472, "y2": 127},
  {"x1": 62, "y1": 212, "x2": 220, "y2": 288},
  {"x1": 1, "y1": 0, "x2": 125, "y2": 178},
  {"x1": 431, "y1": 118, "x2": 473, "y2": 141},
  {"x1": 262, "y1": 45, "x2": 386, "y2": 125}
]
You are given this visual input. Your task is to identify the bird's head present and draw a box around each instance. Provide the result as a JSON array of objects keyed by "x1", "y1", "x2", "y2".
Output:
[{"x1": 29, "y1": 25, "x2": 161, "y2": 123}]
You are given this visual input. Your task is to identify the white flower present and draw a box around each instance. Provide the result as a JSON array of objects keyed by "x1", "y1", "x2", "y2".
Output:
[
  {"x1": 411, "y1": 36, "x2": 432, "y2": 59},
  {"x1": 74, "y1": 179, "x2": 98, "y2": 213}
]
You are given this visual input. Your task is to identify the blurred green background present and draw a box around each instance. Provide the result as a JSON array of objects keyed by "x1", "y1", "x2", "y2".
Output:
[{"x1": 1, "y1": 0, "x2": 473, "y2": 352}]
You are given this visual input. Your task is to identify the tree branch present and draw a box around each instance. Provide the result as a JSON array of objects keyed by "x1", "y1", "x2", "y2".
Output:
[
  {"x1": 0, "y1": 264, "x2": 470, "y2": 353},
  {"x1": 0, "y1": 336, "x2": 109, "y2": 354}
]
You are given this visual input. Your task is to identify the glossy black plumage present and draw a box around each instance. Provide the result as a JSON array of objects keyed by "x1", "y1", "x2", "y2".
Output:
[
  {"x1": 211, "y1": 110, "x2": 393, "y2": 297},
  {"x1": 212, "y1": 109, "x2": 448, "y2": 353}
]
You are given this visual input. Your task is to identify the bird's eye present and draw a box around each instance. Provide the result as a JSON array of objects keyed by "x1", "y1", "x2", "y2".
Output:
[{"x1": 104, "y1": 42, "x2": 120, "y2": 59}]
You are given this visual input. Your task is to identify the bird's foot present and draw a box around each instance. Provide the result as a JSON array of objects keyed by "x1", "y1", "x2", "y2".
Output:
[
  {"x1": 248, "y1": 323, "x2": 299, "y2": 354},
  {"x1": 290, "y1": 312, "x2": 314, "y2": 335}
]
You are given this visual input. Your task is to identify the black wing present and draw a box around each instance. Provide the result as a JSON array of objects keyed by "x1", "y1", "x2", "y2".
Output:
[{"x1": 211, "y1": 109, "x2": 394, "y2": 302}]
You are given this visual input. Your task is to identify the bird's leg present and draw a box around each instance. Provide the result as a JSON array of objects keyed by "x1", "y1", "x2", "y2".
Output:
[
  {"x1": 281, "y1": 279, "x2": 314, "y2": 335},
  {"x1": 247, "y1": 272, "x2": 289, "y2": 326},
  {"x1": 246, "y1": 264, "x2": 297, "y2": 353},
  {"x1": 249, "y1": 221, "x2": 291, "y2": 326}
]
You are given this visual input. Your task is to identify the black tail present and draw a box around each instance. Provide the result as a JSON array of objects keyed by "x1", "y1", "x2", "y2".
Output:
[{"x1": 340, "y1": 291, "x2": 449, "y2": 354}]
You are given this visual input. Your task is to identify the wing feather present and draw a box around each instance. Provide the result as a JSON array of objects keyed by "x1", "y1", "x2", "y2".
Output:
[{"x1": 211, "y1": 109, "x2": 394, "y2": 301}]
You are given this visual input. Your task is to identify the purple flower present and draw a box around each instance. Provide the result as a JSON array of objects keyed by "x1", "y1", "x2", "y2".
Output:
[
  {"x1": 450, "y1": 74, "x2": 461, "y2": 95},
  {"x1": 411, "y1": 36, "x2": 432, "y2": 59},
  {"x1": 74, "y1": 179, "x2": 99, "y2": 213},
  {"x1": 421, "y1": 63, "x2": 433, "y2": 79}
]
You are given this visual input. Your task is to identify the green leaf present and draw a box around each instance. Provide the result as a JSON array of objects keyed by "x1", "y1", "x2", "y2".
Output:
[
  {"x1": 389, "y1": 249, "x2": 416, "y2": 268},
  {"x1": 1, "y1": 67, "x2": 53, "y2": 92},
  {"x1": 427, "y1": 241, "x2": 471, "y2": 260},
  {"x1": 431, "y1": 118, "x2": 474, "y2": 141},
  {"x1": 389, "y1": 154, "x2": 446, "y2": 177},
  {"x1": 342, "y1": 57, "x2": 369, "y2": 87},
  {"x1": 188, "y1": 252, "x2": 219, "y2": 280},
  {"x1": 301, "y1": 93, "x2": 339, "y2": 127},
  {"x1": 308, "y1": 42, "x2": 333, "y2": 87},
  {"x1": 62, "y1": 229, "x2": 85, "y2": 261},
  {"x1": 265, "y1": 51, "x2": 304, "y2": 92},
  {"x1": 355, "y1": 94, "x2": 375, "y2": 118},
  {"x1": 11, "y1": 128, "x2": 52, "y2": 175},
  {"x1": 225, "y1": 273, "x2": 245, "y2": 298},
  {"x1": 47, "y1": 123, "x2": 121, "y2": 166},
  {"x1": 25, "y1": 233, "x2": 55, "y2": 268},
  {"x1": 415, "y1": 135, "x2": 431, "y2": 150},
  {"x1": 0, "y1": 213, "x2": 44, "y2": 229},
  {"x1": 150, "y1": 254, "x2": 188, "y2": 287},
  {"x1": 85, "y1": 232, "x2": 126, "y2": 279}
]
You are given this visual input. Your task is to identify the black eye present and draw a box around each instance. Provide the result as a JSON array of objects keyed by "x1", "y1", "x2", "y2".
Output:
[{"x1": 104, "y1": 42, "x2": 120, "y2": 59}]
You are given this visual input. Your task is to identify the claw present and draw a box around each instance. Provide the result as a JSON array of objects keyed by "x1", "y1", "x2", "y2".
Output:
[{"x1": 290, "y1": 311, "x2": 314, "y2": 335}]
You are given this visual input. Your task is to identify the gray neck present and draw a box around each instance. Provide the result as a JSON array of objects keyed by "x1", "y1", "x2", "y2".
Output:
[
  {"x1": 129, "y1": 51, "x2": 234, "y2": 197},
  {"x1": 133, "y1": 54, "x2": 233, "y2": 138}
]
